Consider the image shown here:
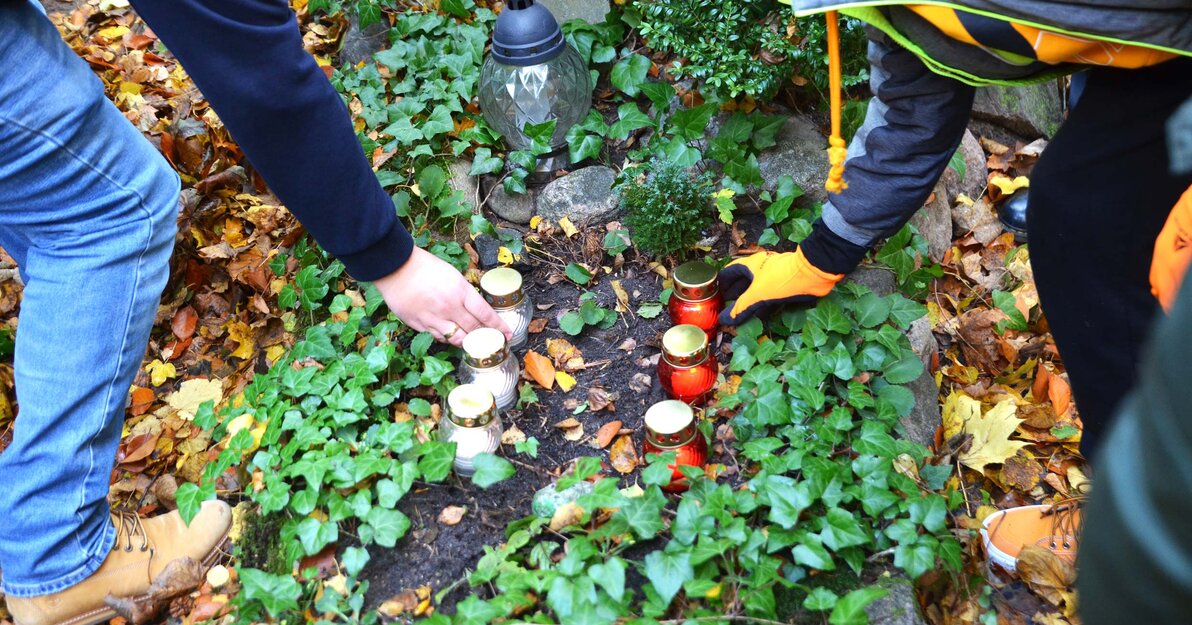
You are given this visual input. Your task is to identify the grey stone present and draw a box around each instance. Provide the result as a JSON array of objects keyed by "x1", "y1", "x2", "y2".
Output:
[
  {"x1": 847, "y1": 266, "x2": 897, "y2": 298},
  {"x1": 756, "y1": 115, "x2": 832, "y2": 203},
  {"x1": 902, "y1": 369, "x2": 941, "y2": 449},
  {"x1": 536, "y1": 166, "x2": 619, "y2": 226},
  {"x1": 906, "y1": 317, "x2": 937, "y2": 369},
  {"x1": 865, "y1": 570, "x2": 928, "y2": 625},
  {"x1": 900, "y1": 316, "x2": 941, "y2": 450},
  {"x1": 475, "y1": 227, "x2": 522, "y2": 269},
  {"x1": 951, "y1": 130, "x2": 988, "y2": 201},
  {"x1": 909, "y1": 180, "x2": 952, "y2": 263},
  {"x1": 449, "y1": 159, "x2": 480, "y2": 214},
  {"x1": 337, "y1": 12, "x2": 389, "y2": 66},
  {"x1": 538, "y1": 0, "x2": 610, "y2": 24},
  {"x1": 972, "y1": 82, "x2": 1064, "y2": 139},
  {"x1": 486, "y1": 182, "x2": 537, "y2": 225},
  {"x1": 952, "y1": 198, "x2": 1003, "y2": 245}
]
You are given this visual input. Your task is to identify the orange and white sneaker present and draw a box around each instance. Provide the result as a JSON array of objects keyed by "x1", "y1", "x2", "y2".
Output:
[{"x1": 980, "y1": 500, "x2": 1083, "y2": 572}]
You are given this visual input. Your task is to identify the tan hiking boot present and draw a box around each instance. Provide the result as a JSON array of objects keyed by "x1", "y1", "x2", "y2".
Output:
[
  {"x1": 981, "y1": 500, "x2": 1083, "y2": 572},
  {"x1": 6, "y1": 500, "x2": 231, "y2": 625}
]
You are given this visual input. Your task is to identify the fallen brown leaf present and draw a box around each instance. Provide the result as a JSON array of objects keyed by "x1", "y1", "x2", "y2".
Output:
[
  {"x1": 1016, "y1": 546, "x2": 1078, "y2": 615},
  {"x1": 555, "y1": 417, "x2": 584, "y2": 442},
  {"x1": 501, "y1": 424, "x2": 527, "y2": 445},
  {"x1": 546, "y1": 338, "x2": 584, "y2": 371},
  {"x1": 609, "y1": 434, "x2": 638, "y2": 474},
  {"x1": 171, "y1": 306, "x2": 197, "y2": 340},
  {"x1": 587, "y1": 385, "x2": 615, "y2": 412},
  {"x1": 528, "y1": 318, "x2": 548, "y2": 334},
  {"x1": 105, "y1": 557, "x2": 204, "y2": 624},
  {"x1": 594, "y1": 420, "x2": 622, "y2": 449},
  {"x1": 378, "y1": 589, "x2": 420, "y2": 618}
]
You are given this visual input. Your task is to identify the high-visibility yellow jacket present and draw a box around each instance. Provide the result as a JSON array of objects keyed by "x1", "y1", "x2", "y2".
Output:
[{"x1": 782, "y1": 1, "x2": 1192, "y2": 86}]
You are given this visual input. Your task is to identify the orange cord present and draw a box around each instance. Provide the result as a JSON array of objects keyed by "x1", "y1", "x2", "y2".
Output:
[{"x1": 825, "y1": 10, "x2": 848, "y2": 195}]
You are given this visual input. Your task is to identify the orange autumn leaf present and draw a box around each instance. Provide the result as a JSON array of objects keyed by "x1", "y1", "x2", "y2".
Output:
[
  {"x1": 1049, "y1": 372, "x2": 1072, "y2": 417},
  {"x1": 524, "y1": 350, "x2": 555, "y2": 390},
  {"x1": 129, "y1": 386, "x2": 155, "y2": 416},
  {"x1": 1032, "y1": 363, "x2": 1051, "y2": 401},
  {"x1": 595, "y1": 420, "x2": 622, "y2": 449},
  {"x1": 171, "y1": 305, "x2": 197, "y2": 340}
]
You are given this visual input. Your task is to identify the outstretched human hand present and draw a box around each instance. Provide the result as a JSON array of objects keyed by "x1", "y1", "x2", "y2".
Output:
[{"x1": 373, "y1": 247, "x2": 512, "y2": 346}]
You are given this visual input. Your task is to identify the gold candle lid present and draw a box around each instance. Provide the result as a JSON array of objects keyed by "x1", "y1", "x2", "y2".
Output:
[
  {"x1": 644, "y1": 400, "x2": 697, "y2": 448},
  {"x1": 480, "y1": 267, "x2": 525, "y2": 309},
  {"x1": 447, "y1": 384, "x2": 497, "y2": 428},
  {"x1": 462, "y1": 327, "x2": 508, "y2": 369},
  {"x1": 673, "y1": 261, "x2": 719, "y2": 302},
  {"x1": 662, "y1": 324, "x2": 709, "y2": 367}
]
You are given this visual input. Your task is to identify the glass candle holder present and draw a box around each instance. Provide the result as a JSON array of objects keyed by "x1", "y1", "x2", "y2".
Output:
[
  {"x1": 480, "y1": 267, "x2": 533, "y2": 350},
  {"x1": 669, "y1": 261, "x2": 723, "y2": 337},
  {"x1": 641, "y1": 400, "x2": 708, "y2": 493},
  {"x1": 439, "y1": 384, "x2": 503, "y2": 476},
  {"x1": 658, "y1": 325, "x2": 718, "y2": 406},
  {"x1": 460, "y1": 328, "x2": 520, "y2": 411}
]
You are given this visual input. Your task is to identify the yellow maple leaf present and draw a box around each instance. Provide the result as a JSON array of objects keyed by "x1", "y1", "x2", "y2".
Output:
[
  {"x1": 958, "y1": 398, "x2": 1029, "y2": 473},
  {"x1": 555, "y1": 371, "x2": 577, "y2": 392},
  {"x1": 166, "y1": 378, "x2": 224, "y2": 420},
  {"x1": 558, "y1": 216, "x2": 579, "y2": 238},
  {"x1": 941, "y1": 391, "x2": 979, "y2": 441},
  {"x1": 529, "y1": 215, "x2": 542, "y2": 230},
  {"x1": 226, "y1": 320, "x2": 255, "y2": 360},
  {"x1": 144, "y1": 359, "x2": 176, "y2": 387},
  {"x1": 497, "y1": 246, "x2": 515, "y2": 265},
  {"x1": 265, "y1": 344, "x2": 287, "y2": 364},
  {"x1": 990, "y1": 174, "x2": 1030, "y2": 195}
]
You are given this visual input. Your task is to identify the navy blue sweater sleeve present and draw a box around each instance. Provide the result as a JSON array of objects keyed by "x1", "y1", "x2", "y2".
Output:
[{"x1": 129, "y1": 0, "x2": 413, "y2": 281}]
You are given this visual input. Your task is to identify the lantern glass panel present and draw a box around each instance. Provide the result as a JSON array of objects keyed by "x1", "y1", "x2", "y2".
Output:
[{"x1": 479, "y1": 45, "x2": 591, "y2": 153}]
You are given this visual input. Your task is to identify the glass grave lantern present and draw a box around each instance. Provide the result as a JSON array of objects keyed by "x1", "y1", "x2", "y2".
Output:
[{"x1": 479, "y1": 0, "x2": 592, "y2": 172}]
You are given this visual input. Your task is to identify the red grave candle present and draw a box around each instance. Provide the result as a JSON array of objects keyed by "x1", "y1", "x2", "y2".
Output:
[
  {"x1": 657, "y1": 325, "x2": 718, "y2": 406},
  {"x1": 642, "y1": 400, "x2": 708, "y2": 492},
  {"x1": 668, "y1": 261, "x2": 723, "y2": 337}
]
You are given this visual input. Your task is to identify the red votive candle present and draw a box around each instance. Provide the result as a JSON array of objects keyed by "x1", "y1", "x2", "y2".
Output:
[
  {"x1": 658, "y1": 325, "x2": 718, "y2": 406},
  {"x1": 642, "y1": 400, "x2": 708, "y2": 492},
  {"x1": 668, "y1": 261, "x2": 723, "y2": 337}
]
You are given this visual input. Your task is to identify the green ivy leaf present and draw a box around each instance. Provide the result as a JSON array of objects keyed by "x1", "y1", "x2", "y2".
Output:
[
  {"x1": 882, "y1": 352, "x2": 924, "y2": 385},
  {"x1": 239, "y1": 568, "x2": 302, "y2": 617},
  {"x1": 566, "y1": 263, "x2": 593, "y2": 285},
  {"x1": 610, "y1": 54, "x2": 651, "y2": 96},
  {"x1": 854, "y1": 293, "x2": 892, "y2": 328},
  {"x1": 804, "y1": 587, "x2": 839, "y2": 611},
  {"x1": 668, "y1": 103, "x2": 718, "y2": 141},
  {"x1": 175, "y1": 481, "x2": 214, "y2": 526},
  {"x1": 341, "y1": 546, "x2": 370, "y2": 577},
  {"x1": 637, "y1": 301, "x2": 664, "y2": 319},
  {"x1": 468, "y1": 147, "x2": 504, "y2": 176},
  {"x1": 609, "y1": 103, "x2": 654, "y2": 140},
  {"x1": 643, "y1": 550, "x2": 694, "y2": 606},
  {"x1": 829, "y1": 587, "x2": 889, "y2": 625},
  {"x1": 364, "y1": 507, "x2": 411, "y2": 548},
  {"x1": 589, "y1": 557, "x2": 627, "y2": 603},
  {"x1": 296, "y1": 517, "x2": 338, "y2": 555},
  {"x1": 470, "y1": 453, "x2": 515, "y2": 488},
  {"x1": 559, "y1": 311, "x2": 586, "y2": 335},
  {"x1": 639, "y1": 81, "x2": 676, "y2": 111},
  {"x1": 418, "y1": 441, "x2": 457, "y2": 482}
]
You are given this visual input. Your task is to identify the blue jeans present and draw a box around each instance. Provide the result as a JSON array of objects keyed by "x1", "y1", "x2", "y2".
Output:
[{"x1": 0, "y1": 2, "x2": 180, "y2": 596}]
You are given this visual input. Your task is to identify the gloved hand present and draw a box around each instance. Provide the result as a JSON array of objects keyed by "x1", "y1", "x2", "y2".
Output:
[
  {"x1": 1151, "y1": 185, "x2": 1192, "y2": 312},
  {"x1": 718, "y1": 247, "x2": 845, "y2": 325}
]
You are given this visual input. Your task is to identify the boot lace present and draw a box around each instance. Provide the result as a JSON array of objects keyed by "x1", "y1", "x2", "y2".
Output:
[
  {"x1": 1041, "y1": 496, "x2": 1084, "y2": 550},
  {"x1": 113, "y1": 509, "x2": 151, "y2": 553}
]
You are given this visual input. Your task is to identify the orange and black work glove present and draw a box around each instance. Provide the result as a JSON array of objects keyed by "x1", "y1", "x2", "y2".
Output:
[
  {"x1": 718, "y1": 222, "x2": 868, "y2": 325},
  {"x1": 1151, "y1": 185, "x2": 1192, "y2": 312}
]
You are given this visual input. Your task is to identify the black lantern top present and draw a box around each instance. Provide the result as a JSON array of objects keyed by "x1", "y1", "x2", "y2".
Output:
[{"x1": 491, "y1": 0, "x2": 566, "y2": 67}]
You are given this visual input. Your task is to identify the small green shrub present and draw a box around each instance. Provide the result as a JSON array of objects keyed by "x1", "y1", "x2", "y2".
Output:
[
  {"x1": 621, "y1": 160, "x2": 712, "y2": 256},
  {"x1": 631, "y1": 0, "x2": 868, "y2": 99}
]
